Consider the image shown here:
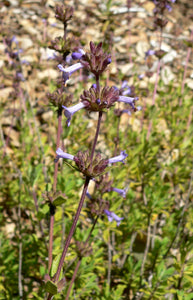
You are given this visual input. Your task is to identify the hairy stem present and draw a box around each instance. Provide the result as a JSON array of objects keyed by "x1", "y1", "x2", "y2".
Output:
[
  {"x1": 90, "y1": 111, "x2": 103, "y2": 164},
  {"x1": 65, "y1": 216, "x2": 99, "y2": 300},
  {"x1": 53, "y1": 176, "x2": 90, "y2": 283},
  {"x1": 48, "y1": 109, "x2": 63, "y2": 273}
]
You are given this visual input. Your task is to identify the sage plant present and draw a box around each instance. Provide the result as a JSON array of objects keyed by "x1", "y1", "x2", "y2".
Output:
[{"x1": 45, "y1": 35, "x2": 140, "y2": 299}]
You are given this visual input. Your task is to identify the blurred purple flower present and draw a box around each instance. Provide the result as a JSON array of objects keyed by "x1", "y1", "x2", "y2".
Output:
[
  {"x1": 104, "y1": 209, "x2": 124, "y2": 226},
  {"x1": 56, "y1": 148, "x2": 74, "y2": 160},
  {"x1": 91, "y1": 83, "x2": 97, "y2": 89},
  {"x1": 138, "y1": 74, "x2": 144, "y2": 80},
  {"x1": 165, "y1": 4, "x2": 172, "y2": 11},
  {"x1": 118, "y1": 95, "x2": 139, "y2": 110},
  {"x1": 16, "y1": 72, "x2": 25, "y2": 81},
  {"x1": 145, "y1": 49, "x2": 155, "y2": 58},
  {"x1": 108, "y1": 151, "x2": 128, "y2": 164},
  {"x1": 58, "y1": 62, "x2": 83, "y2": 82},
  {"x1": 72, "y1": 49, "x2": 85, "y2": 60},
  {"x1": 62, "y1": 102, "x2": 86, "y2": 126},
  {"x1": 112, "y1": 187, "x2": 127, "y2": 198}
]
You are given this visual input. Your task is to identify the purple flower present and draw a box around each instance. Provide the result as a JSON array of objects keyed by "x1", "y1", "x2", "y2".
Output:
[
  {"x1": 165, "y1": 4, "x2": 172, "y2": 11},
  {"x1": 56, "y1": 148, "x2": 74, "y2": 160},
  {"x1": 62, "y1": 102, "x2": 86, "y2": 126},
  {"x1": 118, "y1": 95, "x2": 139, "y2": 110},
  {"x1": 145, "y1": 50, "x2": 155, "y2": 58},
  {"x1": 58, "y1": 62, "x2": 84, "y2": 82},
  {"x1": 112, "y1": 187, "x2": 127, "y2": 198},
  {"x1": 121, "y1": 81, "x2": 128, "y2": 89},
  {"x1": 16, "y1": 72, "x2": 25, "y2": 81},
  {"x1": 122, "y1": 87, "x2": 132, "y2": 96},
  {"x1": 72, "y1": 49, "x2": 85, "y2": 60},
  {"x1": 11, "y1": 36, "x2": 18, "y2": 45},
  {"x1": 91, "y1": 83, "x2": 97, "y2": 89},
  {"x1": 104, "y1": 209, "x2": 124, "y2": 226},
  {"x1": 138, "y1": 74, "x2": 144, "y2": 80},
  {"x1": 108, "y1": 151, "x2": 128, "y2": 164}
]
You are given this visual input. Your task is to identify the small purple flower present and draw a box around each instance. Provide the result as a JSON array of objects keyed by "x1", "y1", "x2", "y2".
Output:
[
  {"x1": 122, "y1": 87, "x2": 132, "y2": 96},
  {"x1": 62, "y1": 102, "x2": 86, "y2": 126},
  {"x1": 165, "y1": 4, "x2": 172, "y2": 12},
  {"x1": 145, "y1": 50, "x2": 155, "y2": 58},
  {"x1": 91, "y1": 83, "x2": 97, "y2": 89},
  {"x1": 121, "y1": 81, "x2": 128, "y2": 89},
  {"x1": 138, "y1": 74, "x2": 144, "y2": 80},
  {"x1": 16, "y1": 72, "x2": 25, "y2": 81},
  {"x1": 11, "y1": 36, "x2": 18, "y2": 44},
  {"x1": 112, "y1": 187, "x2": 127, "y2": 198},
  {"x1": 72, "y1": 49, "x2": 85, "y2": 60},
  {"x1": 105, "y1": 57, "x2": 112, "y2": 65},
  {"x1": 56, "y1": 148, "x2": 74, "y2": 160},
  {"x1": 108, "y1": 151, "x2": 128, "y2": 164},
  {"x1": 104, "y1": 209, "x2": 124, "y2": 226},
  {"x1": 58, "y1": 62, "x2": 84, "y2": 82},
  {"x1": 118, "y1": 95, "x2": 139, "y2": 110}
]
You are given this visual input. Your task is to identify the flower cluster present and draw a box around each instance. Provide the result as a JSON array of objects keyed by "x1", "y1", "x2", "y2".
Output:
[
  {"x1": 56, "y1": 148, "x2": 128, "y2": 178},
  {"x1": 62, "y1": 89, "x2": 139, "y2": 126},
  {"x1": 80, "y1": 41, "x2": 112, "y2": 76},
  {"x1": 80, "y1": 85, "x2": 119, "y2": 111},
  {"x1": 55, "y1": 4, "x2": 74, "y2": 23}
]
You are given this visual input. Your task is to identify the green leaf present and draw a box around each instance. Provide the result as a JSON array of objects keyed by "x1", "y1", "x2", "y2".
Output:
[
  {"x1": 53, "y1": 195, "x2": 66, "y2": 206},
  {"x1": 44, "y1": 280, "x2": 58, "y2": 295},
  {"x1": 50, "y1": 254, "x2": 61, "y2": 278}
]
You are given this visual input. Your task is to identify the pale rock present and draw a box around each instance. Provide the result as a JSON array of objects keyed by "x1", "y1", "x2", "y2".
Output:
[
  {"x1": 136, "y1": 41, "x2": 149, "y2": 58},
  {"x1": 40, "y1": 47, "x2": 56, "y2": 60},
  {"x1": 185, "y1": 79, "x2": 193, "y2": 89},
  {"x1": 42, "y1": 110, "x2": 54, "y2": 121},
  {"x1": 143, "y1": 1, "x2": 154, "y2": 14},
  {"x1": 161, "y1": 66, "x2": 175, "y2": 84},
  {"x1": 19, "y1": 37, "x2": 33, "y2": 50},
  {"x1": 0, "y1": 87, "x2": 13, "y2": 99},
  {"x1": 149, "y1": 72, "x2": 157, "y2": 84},
  {"x1": 9, "y1": 0, "x2": 19, "y2": 6},
  {"x1": 37, "y1": 69, "x2": 58, "y2": 80},
  {"x1": 162, "y1": 50, "x2": 177, "y2": 64},
  {"x1": 19, "y1": 20, "x2": 40, "y2": 37},
  {"x1": 128, "y1": 117, "x2": 141, "y2": 132},
  {"x1": 118, "y1": 63, "x2": 133, "y2": 74},
  {"x1": 0, "y1": 60, "x2": 4, "y2": 68},
  {"x1": 3, "y1": 127, "x2": 20, "y2": 147},
  {"x1": 150, "y1": 40, "x2": 171, "y2": 52}
]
